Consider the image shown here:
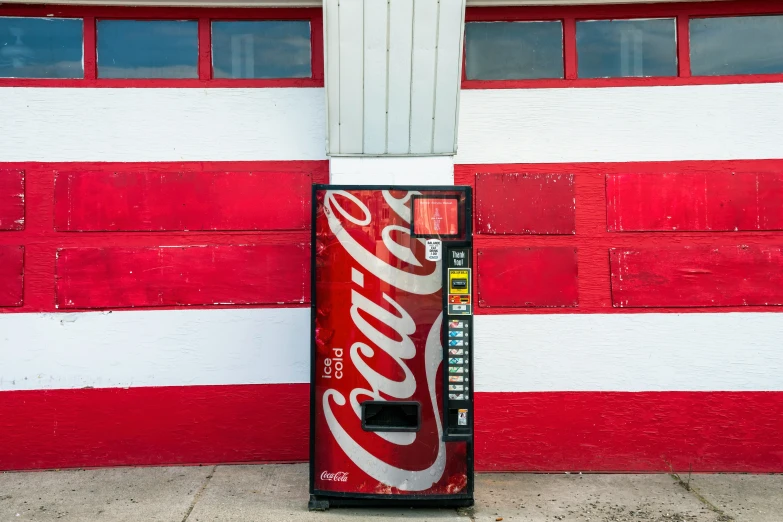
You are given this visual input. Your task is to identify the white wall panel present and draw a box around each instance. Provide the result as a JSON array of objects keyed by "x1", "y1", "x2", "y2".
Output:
[
  {"x1": 456, "y1": 84, "x2": 783, "y2": 164},
  {"x1": 3, "y1": 309, "x2": 782, "y2": 393},
  {"x1": 475, "y1": 313, "x2": 783, "y2": 392},
  {"x1": 1, "y1": 88, "x2": 326, "y2": 162},
  {"x1": 0, "y1": 308, "x2": 310, "y2": 391},
  {"x1": 329, "y1": 155, "x2": 454, "y2": 185}
]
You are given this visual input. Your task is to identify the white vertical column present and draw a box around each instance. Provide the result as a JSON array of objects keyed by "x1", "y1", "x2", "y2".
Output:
[
  {"x1": 337, "y1": 0, "x2": 364, "y2": 153},
  {"x1": 324, "y1": 0, "x2": 466, "y2": 161},
  {"x1": 363, "y1": 0, "x2": 389, "y2": 154},
  {"x1": 386, "y1": 0, "x2": 414, "y2": 155}
]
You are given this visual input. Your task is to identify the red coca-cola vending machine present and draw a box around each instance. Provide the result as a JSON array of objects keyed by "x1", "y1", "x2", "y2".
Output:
[{"x1": 310, "y1": 186, "x2": 474, "y2": 509}]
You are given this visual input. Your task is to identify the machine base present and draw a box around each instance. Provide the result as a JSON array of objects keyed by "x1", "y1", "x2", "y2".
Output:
[
  {"x1": 308, "y1": 495, "x2": 331, "y2": 511},
  {"x1": 308, "y1": 494, "x2": 474, "y2": 509}
]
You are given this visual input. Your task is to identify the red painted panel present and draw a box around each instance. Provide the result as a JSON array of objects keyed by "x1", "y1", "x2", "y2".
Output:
[
  {"x1": 477, "y1": 247, "x2": 578, "y2": 307},
  {"x1": 54, "y1": 170, "x2": 312, "y2": 232},
  {"x1": 476, "y1": 173, "x2": 575, "y2": 235},
  {"x1": 607, "y1": 172, "x2": 783, "y2": 232},
  {"x1": 476, "y1": 391, "x2": 783, "y2": 472},
  {"x1": 0, "y1": 246, "x2": 23, "y2": 307},
  {"x1": 0, "y1": 384, "x2": 308, "y2": 471},
  {"x1": 56, "y1": 244, "x2": 309, "y2": 309},
  {"x1": 610, "y1": 246, "x2": 783, "y2": 307},
  {"x1": 457, "y1": 160, "x2": 783, "y2": 315},
  {"x1": 0, "y1": 169, "x2": 24, "y2": 230},
  {"x1": 3, "y1": 388, "x2": 782, "y2": 472}
]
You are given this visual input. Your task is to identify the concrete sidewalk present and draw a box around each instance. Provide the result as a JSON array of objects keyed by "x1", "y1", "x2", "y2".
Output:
[{"x1": 1, "y1": 464, "x2": 781, "y2": 522}]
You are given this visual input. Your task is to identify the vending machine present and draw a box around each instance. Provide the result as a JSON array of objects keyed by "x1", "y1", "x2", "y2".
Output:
[{"x1": 309, "y1": 186, "x2": 474, "y2": 509}]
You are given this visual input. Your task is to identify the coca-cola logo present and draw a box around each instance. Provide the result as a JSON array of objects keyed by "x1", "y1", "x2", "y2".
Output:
[
  {"x1": 319, "y1": 190, "x2": 446, "y2": 492},
  {"x1": 321, "y1": 471, "x2": 349, "y2": 482}
]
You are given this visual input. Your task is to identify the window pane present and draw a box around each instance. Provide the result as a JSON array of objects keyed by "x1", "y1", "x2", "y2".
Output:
[
  {"x1": 97, "y1": 20, "x2": 197, "y2": 79},
  {"x1": 212, "y1": 21, "x2": 311, "y2": 79},
  {"x1": 690, "y1": 15, "x2": 783, "y2": 76},
  {"x1": 0, "y1": 17, "x2": 82, "y2": 78},
  {"x1": 576, "y1": 18, "x2": 677, "y2": 78},
  {"x1": 465, "y1": 21, "x2": 563, "y2": 80}
]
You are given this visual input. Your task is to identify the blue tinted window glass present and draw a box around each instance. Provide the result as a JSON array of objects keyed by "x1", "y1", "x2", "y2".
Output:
[
  {"x1": 465, "y1": 21, "x2": 563, "y2": 80},
  {"x1": 690, "y1": 15, "x2": 783, "y2": 76},
  {"x1": 97, "y1": 20, "x2": 197, "y2": 79},
  {"x1": 0, "y1": 17, "x2": 82, "y2": 78},
  {"x1": 576, "y1": 18, "x2": 677, "y2": 78},
  {"x1": 212, "y1": 21, "x2": 311, "y2": 79}
]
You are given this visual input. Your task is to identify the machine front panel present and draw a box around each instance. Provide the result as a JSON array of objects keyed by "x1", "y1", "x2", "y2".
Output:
[{"x1": 311, "y1": 187, "x2": 471, "y2": 497}]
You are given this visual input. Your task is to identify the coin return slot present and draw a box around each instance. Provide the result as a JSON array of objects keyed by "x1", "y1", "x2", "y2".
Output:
[{"x1": 361, "y1": 401, "x2": 421, "y2": 432}]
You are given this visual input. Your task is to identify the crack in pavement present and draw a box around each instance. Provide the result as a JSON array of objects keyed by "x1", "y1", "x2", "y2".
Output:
[
  {"x1": 181, "y1": 465, "x2": 217, "y2": 522},
  {"x1": 670, "y1": 473, "x2": 735, "y2": 521}
]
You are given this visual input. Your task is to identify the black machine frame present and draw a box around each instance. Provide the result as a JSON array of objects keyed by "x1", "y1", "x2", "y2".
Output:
[{"x1": 309, "y1": 184, "x2": 474, "y2": 510}]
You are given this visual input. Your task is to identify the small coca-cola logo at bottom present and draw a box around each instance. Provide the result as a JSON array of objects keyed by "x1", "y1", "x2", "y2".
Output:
[{"x1": 320, "y1": 471, "x2": 349, "y2": 482}]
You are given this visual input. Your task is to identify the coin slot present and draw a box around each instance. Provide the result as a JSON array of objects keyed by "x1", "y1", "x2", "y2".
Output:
[{"x1": 361, "y1": 401, "x2": 421, "y2": 432}]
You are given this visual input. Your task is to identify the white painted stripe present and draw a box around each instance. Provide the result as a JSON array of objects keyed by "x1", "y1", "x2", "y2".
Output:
[
  {"x1": 456, "y1": 83, "x2": 783, "y2": 164},
  {"x1": 475, "y1": 313, "x2": 783, "y2": 392},
  {"x1": 0, "y1": 308, "x2": 310, "y2": 391},
  {"x1": 1, "y1": 88, "x2": 326, "y2": 162},
  {"x1": 329, "y1": 156, "x2": 454, "y2": 185},
  {"x1": 4, "y1": 310, "x2": 781, "y2": 393}
]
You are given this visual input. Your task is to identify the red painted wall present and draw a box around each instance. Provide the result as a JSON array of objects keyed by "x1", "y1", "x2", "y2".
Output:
[
  {"x1": 0, "y1": 161, "x2": 328, "y2": 314},
  {"x1": 456, "y1": 160, "x2": 783, "y2": 315}
]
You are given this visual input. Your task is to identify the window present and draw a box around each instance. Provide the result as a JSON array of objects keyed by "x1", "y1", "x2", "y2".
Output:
[
  {"x1": 97, "y1": 20, "x2": 198, "y2": 79},
  {"x1": 212, "y1": 21, "x2": 311, "y2": 79},
  {"x1": 0, "y1": 17, "x2": 82, "y2": 78},
  {"x1": 690, "y1": 15, "x2": 783, "y2": 76},
  {"x1": 0, "y1": 7, "x2": 322, "y2": 86},
  {"x1": 465, "y1": 21, "x2": 563, "y2": 80},
  {"x1": 465, "y1": 3, "x2": 783, "y2": 87},
  {"x1": 576, "y1": 18, "x2": 676, "y2": 78}
]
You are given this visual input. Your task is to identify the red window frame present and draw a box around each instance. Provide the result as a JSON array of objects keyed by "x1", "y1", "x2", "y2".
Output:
[
  {"x1": 463, "y1": 0, "x2": 783, "y2": 89},
  {"x1": 0, "y1": 5, "x2": 323, "y2": 87}
]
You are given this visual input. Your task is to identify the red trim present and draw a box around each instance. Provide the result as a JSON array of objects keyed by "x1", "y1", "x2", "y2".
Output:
[
  {"x1": 676, "y1": 14, "x2": 691, "y2": 78},
  {"x1": 464, "y1": 0, "x2": 783, "y2": 89},
  {"x1": 563, "y1": 17, "x2": 577, "y2": 80},
  {"x1": 0, "y1": 160, "x2": 328, "y2": 314},
  {"x1": 0, "y1": 6, "x2": 324, "y2": 88},
  {"x1": 2, "y1": 387, "x2": 782, "y2": 472},
  {"x1": 476, "y1": 391, "x2": 783, "y2": 472},
  {"x1": 83, "y1": 17, "x2": 97, "y2": 80},
  {"x1": 463, "y1": 74, "x2": 783, "y2": 90},
  {"x1": 0, "y1": 384, "x2": 309, "y2": 471},
  {"x1": 198, "y1": 17, "x2": 212, "y2": 80},
  {"x1": 456, "y1": 159, "x2": 783, "y2": 316},
  {"x1": 310, "y1": 11, "x2": 324, "y2": 83}
]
